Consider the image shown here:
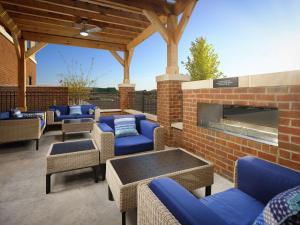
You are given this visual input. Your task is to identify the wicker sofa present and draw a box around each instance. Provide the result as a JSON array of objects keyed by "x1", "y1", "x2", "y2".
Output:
[
  {"x1": 0, "y1": 111, "x2": 46, "y2": 150},
  {"x1": 92, "y1": 114, "x2": 164, "y2": 166},
  {"x1": 46, "y1": 104, "x2": 100, "y2": 125},
  {"x1": 137, "y1": 156, "x2": 300, "y2": 225}
]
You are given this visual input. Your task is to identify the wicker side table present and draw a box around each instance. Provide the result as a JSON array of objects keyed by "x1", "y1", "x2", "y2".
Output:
[
  {"x1": 62, "y1": 118, "x2": 94, "y2": 141},
  {"x1": 106, "y1": 148, "x2": 214, "y2": 225},
  {"x1": 46, "y1": 139, "x2": 101, "y2": 194}
]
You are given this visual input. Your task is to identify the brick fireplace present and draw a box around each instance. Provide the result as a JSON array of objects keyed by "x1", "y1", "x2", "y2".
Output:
[{"x1": 181, "y1": 71, "x2": 300, "y2": 181}]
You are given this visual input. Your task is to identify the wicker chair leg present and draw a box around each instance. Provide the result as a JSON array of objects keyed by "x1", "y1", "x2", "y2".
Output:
[
  {"x1": 108, "y1": 186, "x2": 114, "y2": 201},
  {"x1": 93, "y1": 166, "x2": 99, "y2": 183},
  {"x1": 122, "y1": 212, "x2": 126, "y2": 225},
  {"x1": 36, "y1": 139, "x2": 39, "y2": 151},
  {"x1": 99, "y1": 163, "x2": 106, "y2": 181},
  {"x1": 205, "y1": 185, "x2": 212, "y2": 196}
]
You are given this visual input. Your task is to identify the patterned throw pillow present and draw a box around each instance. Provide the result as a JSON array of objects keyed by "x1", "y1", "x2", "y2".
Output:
[
  {"x1": 55, "y1": 109, "x2": 61, "y2": 117},
  {"x1": 253, "y1": 185, "x2": 300, "y2": 225},
  {"x1": 89, "y1": 108, "x2": 95, "y2": 115},
  {"x1": 12, "y1": 108, "x2": 23, "y2": 118},
  {"x1": 114, "y1": 117, "x2": 139, "y2": 138},
  {"x1": 69, "y1": 105, "x2": 82, "y2": 115}
]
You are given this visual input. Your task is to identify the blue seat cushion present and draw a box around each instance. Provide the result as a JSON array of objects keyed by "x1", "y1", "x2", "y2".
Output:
[
  {"x1": 115, "y1": 135, "x2": 153, "y2": 156},
  {"x1": 98, "y1": 123, "x2": 114, "y2": 133},
  {"x1": 150, "y1": 178, "x2": 228, "y2": 225},
  {"x1": 201, "y1": 188, "x2": 265, "y2": 225},
  {"x1": 40, "y1": 119, "x2": 45, "y2": 129},
  {"x1": 55, "y1": 114, "x2": 94, "y2": 121},
  {"x1": 81, "y1": 105, "x2": 96, "y2": 115},
  {"x1": 49, "y1": 105, "x2": 69, "y2": 115},
  {"x1": 0, "y1": 112, "x2": 10, "y2": 120}
]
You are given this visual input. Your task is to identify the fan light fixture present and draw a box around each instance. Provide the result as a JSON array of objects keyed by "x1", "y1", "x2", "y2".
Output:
[{"x1": 80, "y1": 30, "x2": 89, "y2": 36}]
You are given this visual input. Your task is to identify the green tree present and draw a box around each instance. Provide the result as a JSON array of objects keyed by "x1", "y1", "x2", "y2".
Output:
[
  {"x1": 58, "y1": 54, "x2": 96, "y2": 105},
  {"x1": 182, "y1": 37, "x2": 224, "y2": 81}
]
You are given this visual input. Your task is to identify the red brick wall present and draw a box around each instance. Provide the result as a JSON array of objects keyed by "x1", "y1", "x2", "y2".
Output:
[
  {"x1": 182, "y1": 86, "x2": 300, "y2": 181},
  {"x1": 0, "y1": 86, "x2": 68, "y2": 111},
  {"x1": 0, "y1": 34, "x2": 36, "y2": 85},
  {"x1": 119, "y1": 86, "x2": 134, "y2": 110},
  {"x1": 157, "y1": 80, "x2": 183, "y2": 145}
]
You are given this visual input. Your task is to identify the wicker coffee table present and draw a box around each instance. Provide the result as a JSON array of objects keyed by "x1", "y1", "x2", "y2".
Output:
[
  {"x1": 106, "y1": 148, "x2": 214, "y2": 225},
  {"x1": 62, "y1": 118, "x2": 94, "y2": 141},
  {"x1": 46, "y1": 139, "x2": 102, "y2": 194}
]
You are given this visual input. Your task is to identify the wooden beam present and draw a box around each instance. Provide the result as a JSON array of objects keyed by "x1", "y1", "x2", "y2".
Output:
[
  {"x1": 109, "y1": 51, "x2": 124, "y2": 66},
  {"x1": 0, "y1": 0, "x2": 148, "y2": 29},
  {"x1": 175, "y1": 0, "x2": 196, "y2": 43},
  {"x1": 0, "y1": 3, "x2": 21, "y2": 58},
  {"x1": 25, "y1": 42, "x2": 47, "y2": 59},
  {"x1": 18, "y1": 38, "x2": 26, "y2": 110},
  {"x1": 173, "y1": 0, "x2": 196, "y2": 15},
  {"x1": 22, "y1": 32, "x2": 127, "y2": 51},
  {"x1": 128, "y1": 48, "x2": 134, "y2": 66},
  {"x1": 166, "y1": 15, "x2": 179, "y2": 75},
  {"x1": 127, "y1": 16, "x2": 167, "y2": 49},
  {"x1": 143, "y1": 10, "x2": 169, "y2": 42},
  {"x1": 4, "y1": 4, "x2": 143, "y2": 34}
]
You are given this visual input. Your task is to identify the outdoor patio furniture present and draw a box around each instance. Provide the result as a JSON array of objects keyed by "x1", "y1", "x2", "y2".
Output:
[
  {"x1": 137, "y1": 156, "x2": 300, "y2": 225},
  {"x1": 0, "y1": 111, "x2": 46, "y2": 150},
  {"x1": 92, "y1": 114, "x2": 165, "y2": 167},
  {"x1": 46, "y1": 104, "x2": 100, "y2": 126},
  {"x1": 106, "y1": 148, "x2": 214, "y2": 225},
  {"x1": 46, "y1": 139, "x2": 101, "y2": 194},
  {"x1": 62, "y1": 118, "x2": 94, "y2": 141}
]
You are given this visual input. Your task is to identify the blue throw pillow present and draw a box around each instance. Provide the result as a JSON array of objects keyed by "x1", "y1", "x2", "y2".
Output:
[
  {"x1": 114, "y1": 117, "x2": 139, "y2": 138},
  {"x1": 55, "y1": 109, "x2": 61, "y2": 117},
  {"x1": 11, "y1": 108, "x2": 23, "y2": 118},
  {"x1": 69, "y1": 105, "x2": 82, "y2": 115},
  {"x1": 253, "y1": 185, "x2": 300, "y2": 225},
  {"x1": 89, "y1": 108, "x2": 95, "y2": 115}
]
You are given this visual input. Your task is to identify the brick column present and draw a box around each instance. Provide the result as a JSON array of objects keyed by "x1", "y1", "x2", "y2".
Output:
[
  {"x1": 118, "y1": 83, "x2": 135, "y2": 110},
  {"x1": 156, "y1": 74, "x2": 189, "y2": 146}
]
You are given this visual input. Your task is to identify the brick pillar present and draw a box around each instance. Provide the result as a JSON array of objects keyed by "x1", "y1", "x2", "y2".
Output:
[
  {"x1": 118, "y1": 83, "x2": 135, "y2": 110},
  {"x1": 156, "y1": 74, "x2": 189, "y2": 146}
]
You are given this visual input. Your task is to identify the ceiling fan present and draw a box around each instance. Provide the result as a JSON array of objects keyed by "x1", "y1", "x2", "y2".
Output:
[{"x1": 73, "y1": 19, "x2": 102, "y2": 38}]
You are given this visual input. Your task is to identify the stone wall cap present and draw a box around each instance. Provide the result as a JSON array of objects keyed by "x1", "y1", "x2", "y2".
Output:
[
  {"x1": 118, "y1": 83, "x2": 136, "y2": 88},
  {"x1": 156, "y1": 74, "x2": 190, "y2": 82},
  {"x1": 182, "y1": 70, "x2": 300, "y2": 90},
  {"x1": 171, "y1": 122, "x2": 183, "y2": 130}
]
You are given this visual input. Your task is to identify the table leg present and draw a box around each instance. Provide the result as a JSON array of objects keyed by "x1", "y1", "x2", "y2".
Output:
[
  {"x1": 205, "y1": 185, "x2": 211, "y2": 196},
  {"x1": 46, "y1": 174, "x2": 51, "y2": 194},
  {"x1": 122, "y1": 212, "x2": 126, "y2": 225},
  {"x1": 93, "y1": 166, "x2": 99, "y2": 183},
  {"x1": 99, "y1": 164, "x2": 106, "y2": 181},
  {"x1": 108, "y1": 186, "x2": 114, "y2": 201},
  {"x1": 62, "y1": 132, "x2": 65, "y2": 142}
]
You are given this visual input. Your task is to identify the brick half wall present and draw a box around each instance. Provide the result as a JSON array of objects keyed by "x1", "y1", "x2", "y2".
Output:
[{"x1": 182, "y1": 86, "x2": 300, "y2": 181}]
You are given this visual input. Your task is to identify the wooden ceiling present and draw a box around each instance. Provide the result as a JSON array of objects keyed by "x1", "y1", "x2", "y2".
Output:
[{"x1": 0, "y1": 0, "x2": 191, "y2": 51}]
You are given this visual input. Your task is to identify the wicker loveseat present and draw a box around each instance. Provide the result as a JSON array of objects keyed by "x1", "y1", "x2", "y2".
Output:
[
  {"x1": 92, "y1": 114, "x2": 164, "y2": 166},
  {"x1": 46, "y1": 104, "x2": 100, "y2": 125},
  {"x1": 0, "y1": 111, "x2": 46, "y2": 150},
  {"x1": 137, "y1": 156, "x2": 300, "y2": 225}
]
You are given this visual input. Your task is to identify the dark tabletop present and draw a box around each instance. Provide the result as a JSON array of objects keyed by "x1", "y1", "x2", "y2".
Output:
[
  {"x1": 110, "y1": 149, "x2": 208, "y2": 185},
  {"x1": 50, "y1": 140, "x2": 95, "y2": 155},
  {"x1": 63, "y1": 118, "x2": 93, "y2": 124}
]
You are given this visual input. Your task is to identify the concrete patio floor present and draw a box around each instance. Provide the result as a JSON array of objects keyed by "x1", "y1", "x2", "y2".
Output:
[{"x1": 0, "y1": 129, "x2": 233, "y2": 225}]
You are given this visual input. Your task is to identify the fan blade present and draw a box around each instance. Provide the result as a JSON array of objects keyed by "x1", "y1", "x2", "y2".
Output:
[{"x1": 86, "y1": 27, "x2": 102, "y2": 33}]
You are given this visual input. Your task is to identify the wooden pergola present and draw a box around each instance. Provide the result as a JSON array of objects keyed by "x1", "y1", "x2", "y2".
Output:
[{"x1": 0, "y1": 0, "x2": 197, "y2": 110}]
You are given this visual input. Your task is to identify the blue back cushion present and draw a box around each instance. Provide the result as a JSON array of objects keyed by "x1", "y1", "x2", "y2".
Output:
[
  {"x1": 134, "y1": 114, "x2": 146, "y2": 132},
  {"x1": 237, "y1": 156, "x2": 300, "y2": 204},
  {"x1": 150, "y1": 178, "x2": 227, "y2": 225},
  {"x1": 81, "y1": 105, "x2": 96, "y2": 115},
  {"x1": 100, "y1": 116, "x2": 115, "y2": 130},
  {"x1": 49, "y1": 105, "x2": 69, "y2": 115},
  {"x1": 0, "y1": 112, "x2": 10, "y2": 120}
]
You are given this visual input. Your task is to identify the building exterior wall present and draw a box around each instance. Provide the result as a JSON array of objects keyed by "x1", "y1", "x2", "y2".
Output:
[
  {"x1": 0, "y1": 30, "x2": 37, "y2": 86},
  {"x1": 182, "y1": 85, "x2": 300, "y2": 181}
]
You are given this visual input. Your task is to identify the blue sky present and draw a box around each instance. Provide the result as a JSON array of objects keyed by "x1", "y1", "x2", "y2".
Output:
[{"x1": 36, "y1": 0, "x2": 300, "y2": 90}]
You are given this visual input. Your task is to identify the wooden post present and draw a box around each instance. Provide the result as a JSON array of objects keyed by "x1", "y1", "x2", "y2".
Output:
[
  {"x1": 18, "y1": 38, "x2": 27, "y2": 111},
  {"x1": 123, "y1": 50, "x2": 130, "y2": 84},
  {"x1": 166, "y1": 15, "x2": 179, "y2": 75}
]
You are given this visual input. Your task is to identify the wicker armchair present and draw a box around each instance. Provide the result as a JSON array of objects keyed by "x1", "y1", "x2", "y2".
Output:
[
  {"x1": 92, "y1": 114, "x2": 165, "y2": 165},
  {"x1": 0, "y1": 112, "x2": 46, "y2": 150},
  {"x1": 137, "y1": 156, "x2": 300, "y2": 225}
]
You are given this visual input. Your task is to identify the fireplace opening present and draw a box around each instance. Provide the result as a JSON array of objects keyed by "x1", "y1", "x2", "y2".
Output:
[{"x1": 197, "y1": 103, "x2": 278, "y2": 146}]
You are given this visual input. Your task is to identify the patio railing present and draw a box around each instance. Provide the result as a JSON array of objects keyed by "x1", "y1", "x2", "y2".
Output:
[{"x1": 128, "y1": 90, "x2": 157, "y2": 115}]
